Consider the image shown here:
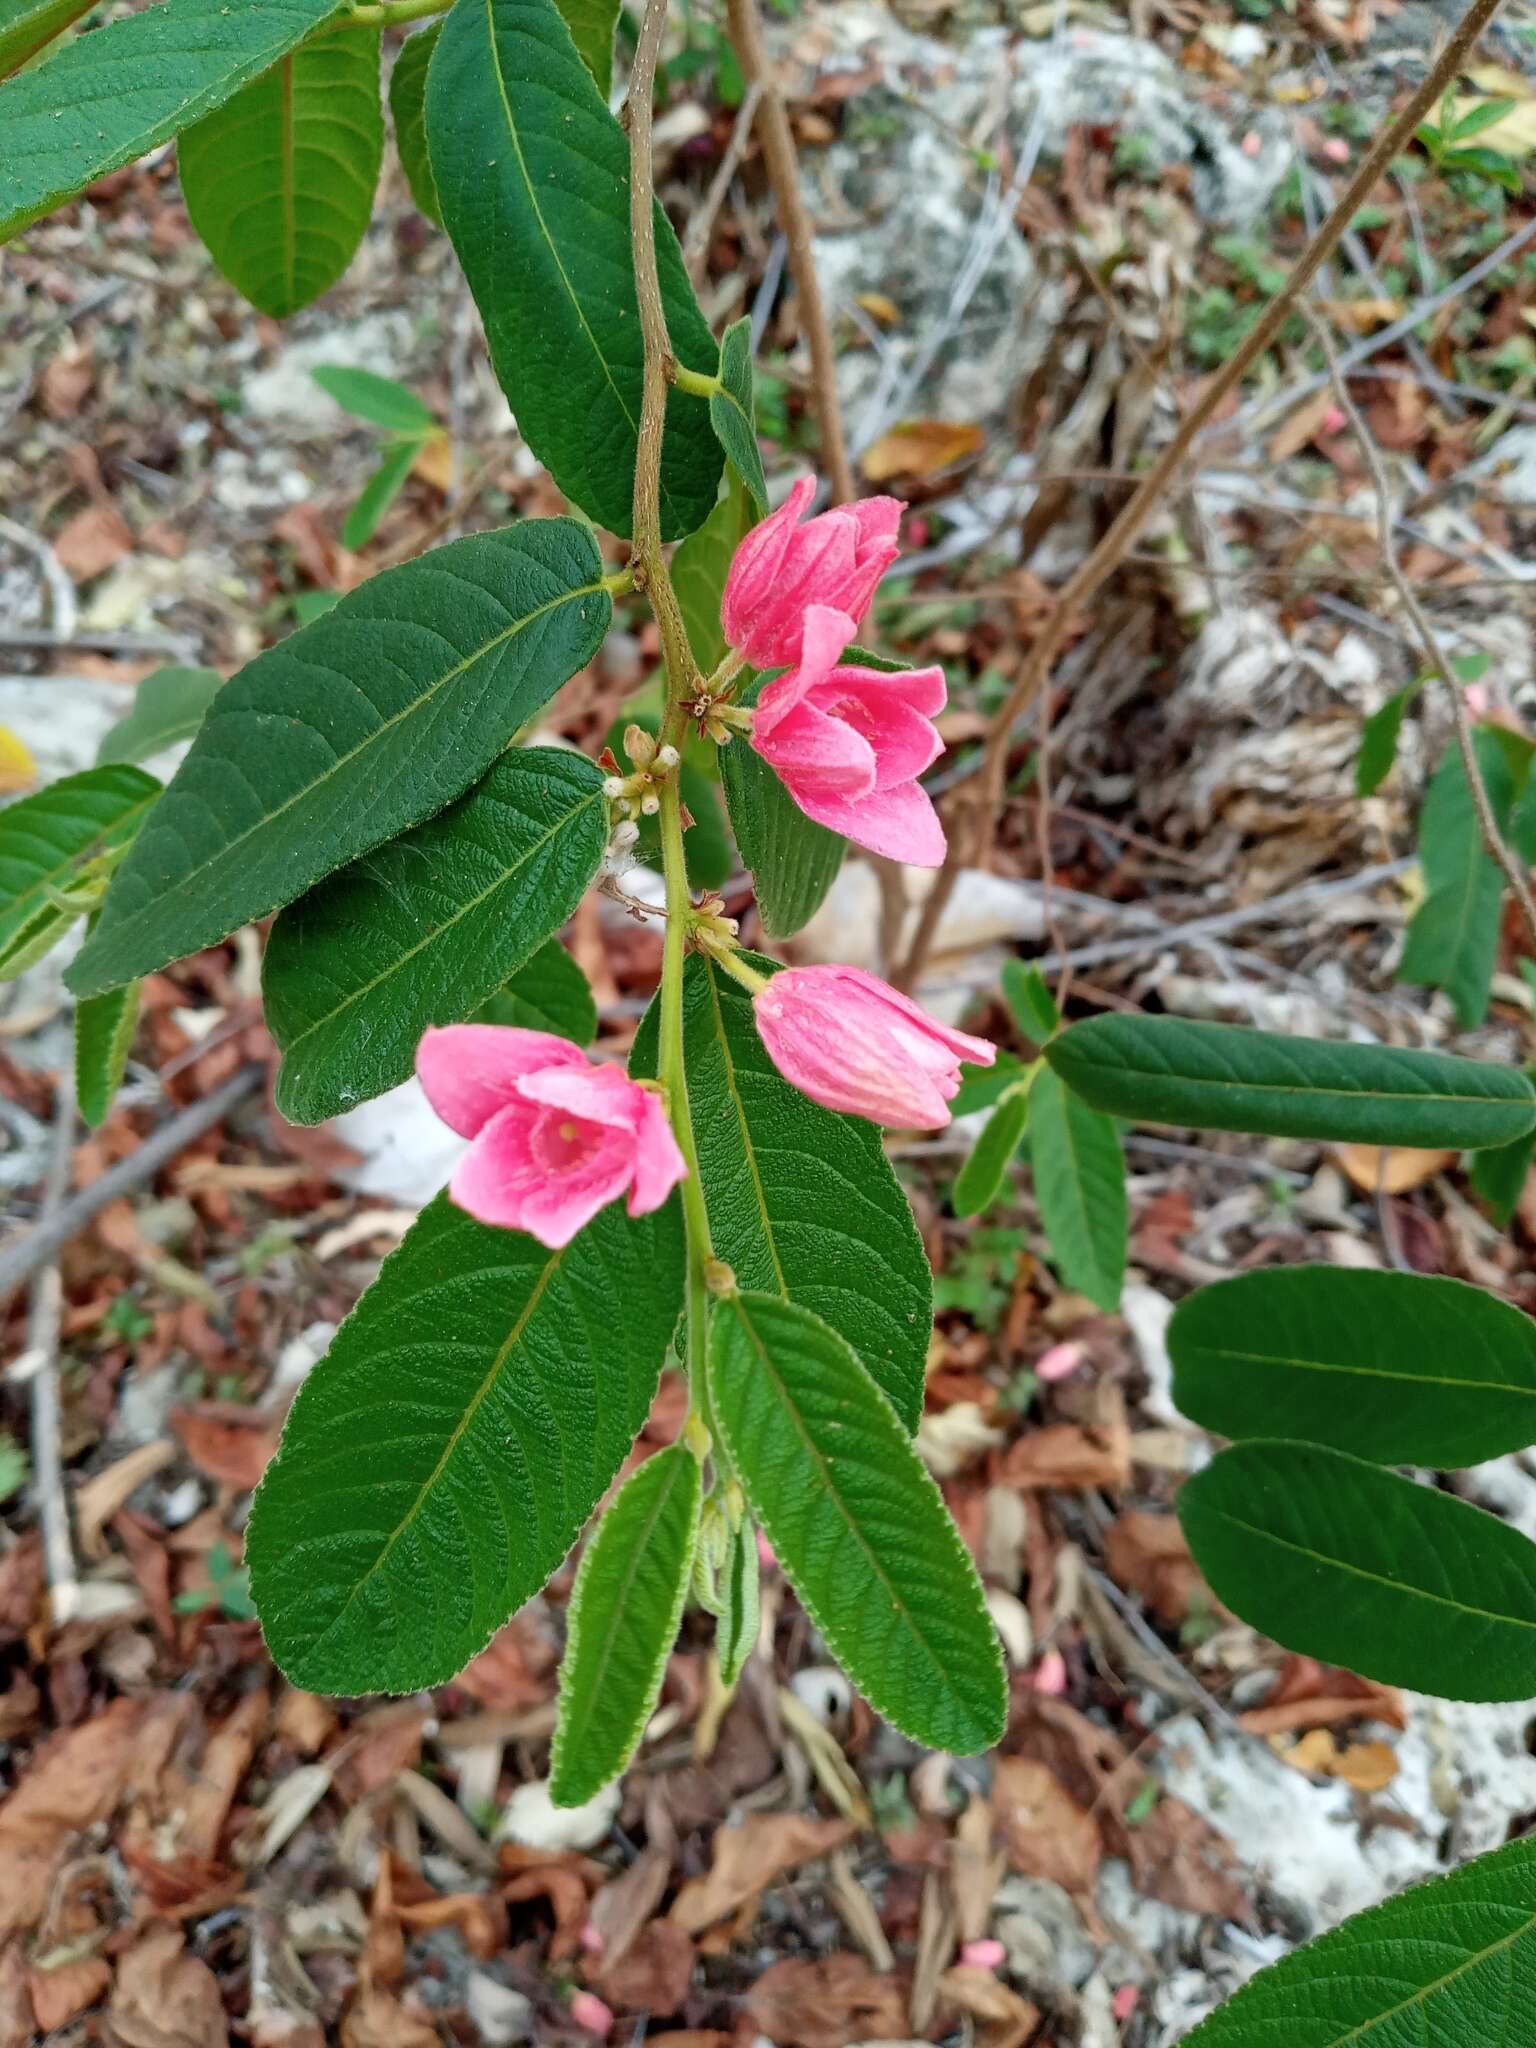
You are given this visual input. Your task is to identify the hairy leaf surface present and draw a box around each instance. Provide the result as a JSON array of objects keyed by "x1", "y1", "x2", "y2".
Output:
[
  {"x1": 709, "y1": 1292, "x2": 1006, "y2": 1752},
  {"x1": 69, "y1": 521, "x2": 611, "y2": 997},
  {"x1": 0, "y1": 0, "x2": 96, "y2": 81},
  {"x1": 952, "y1": 1087, "x2": 1028, "y2": 1218},
  {"x1": 476, "y1": 939, "x2": 596, "y2": 1044},
  {"x1": 0, "y1": 0, "x2": 343, "y2": 239},
  {"x1": 74, "y1": 948, "x2": 141, "y2": 1129},
  {"x1": 632, "y1": 953, "x2": 931, "y2": 1429},
  {"x1": 709, "y1": 318, "x2": 769, "y2": 518},
  {"x1": 551, "y1": 1443, "x2": 699, "y2": 1806},
  {"x1": 1170, "y1": 1266, "x2": 1536, "y2": 1468},
  {"x1": 427, "y1": 0, "x2": 720, "y2": 538},
  {"x1": 1027, "y1": 1065, "x2": 1125, "y2": 1310},
  {"x1": 1046, "y1": 1013, "x2": 1536, "y2": 1151},
  {"x1": 388, "y1": 24, "x2": 442, "y2": 226},
  {"x1": 1180, "y1": 1440, "x2": 1536, "y2": 1701},
  {"x1": 248, "y1": 1190, "x2": 685, "y2": 1693},
  {"x1": 0, "y1": 765, "x2": 158, "y2": 980}
]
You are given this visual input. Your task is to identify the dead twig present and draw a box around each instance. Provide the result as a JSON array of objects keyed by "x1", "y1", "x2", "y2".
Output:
[
  {"x1": 683, "y1": 77, "x2": 765, "y2": 284},
  {"x1": 1308, "y1": 306, "x2": 1536, "y2": 959},
  {"x1": 724, "y1": 0, "x2": 856, "y2": 505},
  {"x1": 893, "y1": 0, "x2": 1511, "y2": 991},
  {"x1": 19, "y1": 1088, "x2": 81, "y2": 1624}
]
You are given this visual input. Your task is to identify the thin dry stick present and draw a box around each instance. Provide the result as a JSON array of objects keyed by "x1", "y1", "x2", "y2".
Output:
[
  {"x1": 683, "y1": 77, "x2": 764, "y2": 283},
  {"x1": 893, "y1": 0, "x2": 1509, "y2": 991},
  {"x1": 21, "y1": 1088, "x2": 80, "y2": 1624},
  {"x1": 1308, "y1": 307, "x2": 1536, "y2": 957},
  {"x1": 724, "y1": 0, "x2": 856, "y2": 506}
]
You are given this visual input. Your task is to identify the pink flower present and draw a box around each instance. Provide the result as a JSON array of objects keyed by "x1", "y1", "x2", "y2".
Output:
[
  {"x1": 416, "y1": 1025, "x2": 686, "y2": 1250},
  {"x1": 751, "y1": 604, "x2": 947, "y2": 866},
  {"x1": 960, "y1": 1939, "x2": 1007, "y2": 1971},
  {"x1": 569, "y1": 1991, "x2": 614, "y2": 2037},
  {"x1": 720, "y1": 476, "x2": 902, "y2": 669},
  {"x1": 753, "y1": 965, "x2": 995, "y2": 1129}
]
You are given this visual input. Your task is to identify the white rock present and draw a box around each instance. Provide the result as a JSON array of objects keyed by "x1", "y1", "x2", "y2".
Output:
[
  {"x1": 496, "y1": 1777, "x2": 619, "y2": 1854},
  {"x1": 330, "y1": 1076, "x2": 464, "y2": 1209},
  {"x1": 466, "y1": 1976, "x2": 535, "y2": 2047},
  {"x1": 1118, "y1": 1283, "x2": 1177, "y2": 1426}
]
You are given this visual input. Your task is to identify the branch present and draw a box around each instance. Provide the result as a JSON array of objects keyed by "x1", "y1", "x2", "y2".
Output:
[
  {"x1": 22, "y1": 1088, "x2": 79, "y2": 1624},
  {"x1": 1308, "y1": 307, "x2": 1536, "y2": 959},
  {"x1": 893, "y1": 0, "x2": 1510, "y2": 990},
  {"x1": 724, "y1": 0, "x2": 856, "y2": 506}
]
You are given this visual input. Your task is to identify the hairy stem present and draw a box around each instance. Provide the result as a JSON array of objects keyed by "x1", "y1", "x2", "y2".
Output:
[
  {"x1": 724, "y1": 0, "x2": 856, "y2": 506},
  {"x1": 344, "y1": 0, "x2": 451, "y2": 25},
  {"x1": 895, "y1": 0, "x2": 1510, "y2": 990}
]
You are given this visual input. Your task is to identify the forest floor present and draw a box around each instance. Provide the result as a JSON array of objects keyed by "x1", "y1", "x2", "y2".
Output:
[{"x1": 5, "y1": 1, "x2": 1536, "y2": 2044}]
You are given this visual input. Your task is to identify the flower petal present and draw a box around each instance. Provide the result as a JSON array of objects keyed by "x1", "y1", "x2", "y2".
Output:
[
  {"x1": 753, "y1": 605, "x2": 855, "y2": 739},
  {"x1": 417, "y1": 1024, "x2": 586, "y2": 1138},
  {"x1": 626, "y1": 1092, "x2": 689, "y2": 1216},
  {"x1": 789, "y1": 776, "x2": 948, "y2": 867}
]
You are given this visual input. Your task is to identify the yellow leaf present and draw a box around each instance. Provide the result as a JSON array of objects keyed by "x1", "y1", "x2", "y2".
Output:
[
  {"x1": 861, "y1": 418, "x2": 984, "y2": 482},
  {"x1": 1455, "y1": 67, "x2": 1536, "y2": 157},
  {"x1": 0, "y1": 724, "x2": 36, "y2": 793},
  {"x1": 410, "y1": 430, "x2": 454, "y2": 495},
  {"x1": 1283, "y1": 1728, "x2": 1398, "y2": 1792},
  {"x1": 855, "y1": 291, "x2": 901, "y2": 326},
  {"x1": 1336, "y1": 1143, "x2": 1456, "y2": 1195}
]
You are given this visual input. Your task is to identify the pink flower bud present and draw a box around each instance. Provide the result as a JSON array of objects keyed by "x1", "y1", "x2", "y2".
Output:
[
  {"x1": 569, "y1": 1991, "x2": 614, "y2": 2037},
  {"x1": 1035, "y1": 1341, "x2": 1085, "y2": 1384},
  {"x1": 1030, "y1": 1649, "x2": 1068, "y2": 1695},
  {"x1": 751, "y1": 605, "x2": 947, "y2": 867},
  {"x1": 720, "y1": 476, "x2": 903, "y2": 669},
  {"x1": 960, "y1": 1938, "x2": 1007, "y2": 1970},
  {"x1": 417, "y1": 1026, "x2": 686, "y2": 1250},
  {"x1": 753, "y1": 965, "x2": 995, "y2": 1129},
  {"x1": 1113, "y1": 1986, "x2": 1140, "y2": 2022}
]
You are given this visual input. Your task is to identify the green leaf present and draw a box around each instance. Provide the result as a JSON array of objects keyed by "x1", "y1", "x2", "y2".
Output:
[
  {"x1": 1001, "y1": 961, "x2": 1059, "y2": 1042},
  {"x1": 952, "y1": 1087, "x2": 1029, "y2": 1218},
  {"x1": 0, "y1": 0, "x2": 96, "y2": 81},
  {"x1": 0, "y1": 765, "x2": 159, "y2": 980},
  {"x1": 179, "y1": 28, "x2": 384, "y2": 319},
  {"x1": 708, "y1": 1292, "x2": 1006, "y2": 1753},
  {"x1": 552, "y1": 0, "x2": 618, "y2": 95},
  {"x1": 95, "y1": 667, "x2": 223, "y2": 767},
  {"x1": 1045, "y1": 1012, "x2": 1536, "y2": 1151},
  {"x1": 1169, "y1": 1266, "x2": 1536, "y2": 1467},
  {"x1": 951, "y1": 1049, "x2": 1027, "y2": 1116},
  {"x1": 247, "y1": 1188, "x2": 685, "y2": 1693},
  {"x1": 1398, "y1": 730, "x2": 1515, "y2": 1027},
  {"x1": 476, "y1": 939, "x2": 596, "y2": 1045},
  {"x1": 0, "y1": 0, "x2": 345, "y2": 242},
  {"x1": 631, "y1": 953, "x2": 932, "y2": 1431},
  {"x1": 68, "y1": 520, "x2": 612, "y2": 999},
  {"x1": 388, "y1": 25, "x2": 442, "y2": 227},
  {"x1": 720, "y1": 673, "x2": 846, "y2": 939},
  {"x1": 265, "y1": 748, "x2": 606, "y2": 1124},
  {"x1": 1354, "y1": 680, "x2": 1420, "y2": 797},
  {"x1": 1451, "y1": 95, "x2": 1519, "y2": 140},
  {"x1": 341, "y1": 438, "x2": 422, "y2": 549},
  {"x1": 550, "y1": 1442, "x2": 700, "y2": 1806},
  {"x1": 74, "y1": 969, "x2": 141, "y2": 1129},
  {"x1": 311, "y1": 364, "x2": 439, "y2": 435},
  {"x1": 716, "y1": 1512, "x2": 760, "y2": 1688},
  {"x1": 1180, "y1": 1834, "x2": 1536, "y2": 2048},
  {"x1": 1469, "y1": 1122, "x2": 1536, "y2": 1228},
  {"x1": 672, "y1": 472, "x2": 753, "y2": 676},
  {"x1": 1178, "y1": 1439, "x2": 1536, "y2": 1701},
  {"x1": 709, "y1": 319, "x2": 769, "y2": 519},
  {"x1": 426, "y1": 0, "x2": 721, "y2": 540},
  {"x1": 1027, "y1": 1065, "x2": 1126, "y2": 1310}
]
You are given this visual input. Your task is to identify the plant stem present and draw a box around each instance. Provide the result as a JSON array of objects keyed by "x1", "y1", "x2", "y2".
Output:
[
  {"x1": 672, "y1": 364, "x2": 719, "y2": 400},
  {"x1": 344, "y1": 0, "x2": 450, "y2": 25},
  {"x1": 893, "y1": 0, "x2": 1511, "y2": 992}
]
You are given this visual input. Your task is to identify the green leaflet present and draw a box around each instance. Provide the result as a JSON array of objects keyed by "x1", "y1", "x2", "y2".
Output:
[
  {"x1": 1182, "y1": 1835, "x2": 1536, "y2": 2048},
  {"x1": 388, "y1": 25, "x2": 442, "y2": 227},
  {"x1": 68, "y1": 520, "x2": 612, "y2": 999},
  {"x1": 247, "y1": 1189, "x2": 685, "y2": 1694},
  {"x1": 952, "y1": 1087, "x2": 1029, "y2": 1218},
  {"x1": 631, "y1": 953, "x2": 931, "y2": 1431},
  {"x1": 716, "y1": 1513, "x2": 760, "y2": 1688},
  {"x1": 1001, "y1": 960, "x2": 1059, "y2": 1042},
  {"x1": 952, "y1": 1049, "x2": 1028, "y2": 1117},
  {"x1": 550, "y1": 1443, "x2": 700, "y2": 1807},
  {"x1": 1027, "y1": 1066, "x2": 1126, "y2": 1311},
  {"x1": 0, "y1": 0, "x2": 95, "y2": 81},
  {"x1": 709, "y1": 319, "x2": 769, "y2": 519},
  {"x1": 0, "y1": 0, "x2": 344, "y2": 240},
  {"x1": 0, "y1": 765, "x2": 159, "y2": 980},
  {"x1": 1468, "y1": 1121, "x2": 1536, "y2": 1228},
  {"x1": 427, "y1": 0, "x2": 720, "y2": 540},
  {"x1": 1354, "y1": 679, "x2": 1420, "y2": 797},
  {"x1": 1045, "y1": 1012, "x2": 1536, "y2": 1152},
  {"x1": 1398, "y1": 730, "x2": 1520, "y2": 1028},
  {"x1": 708, "y1": 1292, "x2": 1006, "y2": 1753},
  {"x1": 1179, "y1": 1439, "x2": 1536, "y2": 1701},
  {"x1": 74, "y1": 951, "x2": 141, "y2": 1129},
  {"x1": 672, "y1": 471, "x2": 754, "y2": 675},
  {"x1": 95, "y1": 667, "x2": 222, "y2": 767},
  {"x1": 552, "y1": 0, "x2": 618, "y2": 94},
  {"x1": 720, "y1": 673, "x2": 846, "y2": 939},
  {"x1": 311, "y1": 364, "x2": 438, "y2": 434},
  {"x1": 179, "y1": 28, "x2": 384, "y2": 319},
  {"x1": 265, "y1": 748, "x2": 607, "y2": 1124},
  {"x1": 1170, "y1": 1266, "x2": 1536, "y2": 1468},
  {"x1": 342, "y1": 440, "x2": 421, "y2": 549},
  {"x1": 476, "y1": 938, "x2": 597, "y2": 1045}
]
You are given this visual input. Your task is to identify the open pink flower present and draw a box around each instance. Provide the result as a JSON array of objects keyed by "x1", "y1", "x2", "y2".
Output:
[
  {"x1": 751, "y1": 604, "x2": 947, "y2": 866},
  {"x1": 416, "y1": 1025, "x2": 685, "y2": 1250},
  {"x1": 721, "y1": 476, "x2": 902, "y2": 669},
  {"x1": 753, "y1": 965, "x2": 995, "y2": 1129}
]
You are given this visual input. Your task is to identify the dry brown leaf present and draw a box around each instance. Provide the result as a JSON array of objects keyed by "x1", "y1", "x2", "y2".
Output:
[
  {"x1": 951, "y1": 1793, "x2": 1005, "y2": 1944},
  {"x1": 274, "y1": 1689, "x2": 338, "y2": 1756},
  {"x1": 169, "y1": 1405, "x2": 281, "y2": 1490},
  {"x1": 645, "y1": 2035, "x2": 730, "y2": 2048},
  {"x1": 455, "y1": 1618, "x2": 555, "y2": 1709},
  {"x1": 27, "y1": 1956, "x2": 110, "y2": 2032},
  {"x1": 592, "y1": 1920, "x2": 695, "y2": 2015},
  {"x1": 0, "y1": 1943, "x2": 33, "y2": 2048},
  {"x1": 340, "y1": 1986, "x2": 440, "y2": 2048},
  {"x1": 411, "y1": 432, "x2": 453, "y2": 494},
  {"x1": 1269, "y1": 389, "x2": 1340, "y2": 464},
  {"x1": 1315, "y1": 297, "x2": 1402, "y2": 334},
  {"x1": 938, "y1": 1964, "x2": 1041, "y2": 2048},
  {"x1": 1336, "y1": 1144, "x2": 1455, "y2": 1195},
  {"x1": 998, "y1": 1386, "x2": 1129, "y2": 1492},
  {"x1": 55, "y1": 502, "x2": 132, "y2": 581},
  {"x1": 1284, "y1": 1728, "x2": 1399, "y2": 1792},
  {"x1": 587, "y1": 1846, "x2": 671, "y2": 1970},
  {"x1": 861, "y1": 417, "x2": 984, "y2": 481},
  {"x1": 0, "y1": 1696, "x2": 146, "y2": 1939},
  {"x1": 1238, "y1": 1655, "x2": 1406, "y2": 1736},
  {"x1": 39, "y1": 347, "x2": 94, "y2": 419},
  {"x1": 109, "y1": 1923, "x2": 229, "y2": 2048},
  {"x1": 855, "y1": 290, "x2": 901, "y2": 324},
  {"x1": 1105, "y1": 1511, "x2": 1208, "y2": 1625},
  {"x1": 76, "y1": 1442, "x2": 178, "y2": 1560},
  {"x1": 669, "y1": 1814, "x2": 853, "y2": 1936},
  {"x1": 992, "y1": 1757, "x2": 1100, "y2": 1899},
  {"x1": 744, "y1": 1954, "x2": 908, "y2": 2048}
]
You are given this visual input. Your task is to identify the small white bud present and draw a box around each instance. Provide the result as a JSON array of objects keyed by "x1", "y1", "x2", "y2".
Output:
[
  {"x1": 602, "y1": 776, "x2": 626, "y2": 799},
  {"x1": 656, "y1": 743, "x2": 680, "y2": 770},
  {"x1": 611, "y1": 819, "x2": 639, "y2": 851},
  {"x1": 639, "y1": 794, "x2": 660, "y2": 816}
]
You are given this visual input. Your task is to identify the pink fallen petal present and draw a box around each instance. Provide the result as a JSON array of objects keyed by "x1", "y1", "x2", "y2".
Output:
[
  {"x1": 1035, "y1": 1341, "x2": 1085, "y2": 1384},
  {"x1": 578, "y1": 1920, "x2": 605, "y2": 1956},
  {"x1": 960, "y1": 1939, "x2": 1006, "y2": 1970},
  {"x1": 1030, "y1": 1649, "x2": 1068, "y2": 1695},
  {"x1": 570, "y1": 1991, "x2": 614, "y2": 2037},
  {"x1": 1113, "y1": 1986, "x2": 1140, "y2": 2022}
]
